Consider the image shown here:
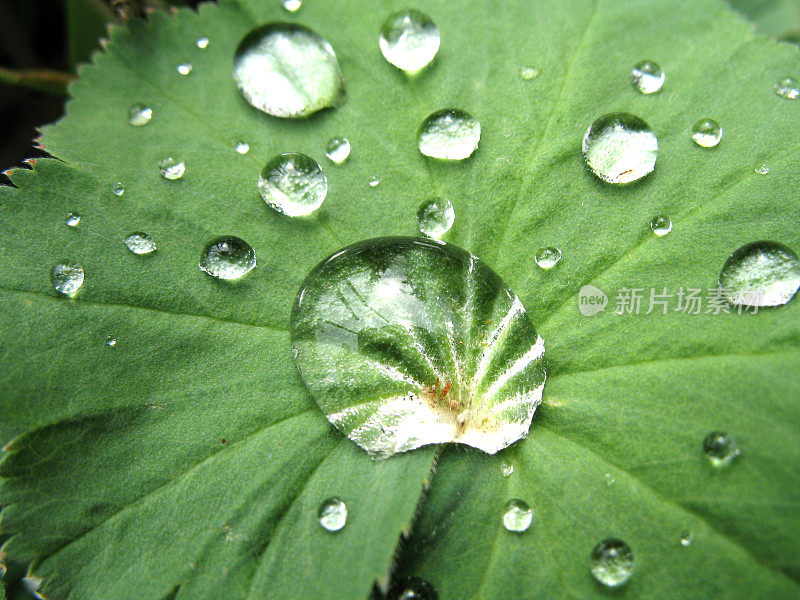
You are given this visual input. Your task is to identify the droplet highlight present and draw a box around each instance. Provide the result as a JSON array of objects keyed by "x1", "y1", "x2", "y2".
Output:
[
  {"x1": 387, "y1": 577, "x2": 438, "y2": 600},
  {"x1": 368, "y1": 176, "x2": 381, "y2": 187},
  {"x1": 176, "y1": 62, "x2": 193, "y2": 75},
  {"x1": 691, "y1": 118, "x2": 722, "y2": 148},
  {"x1": 501, "y1": 461, "x2": 514, "y2": 477},
  {"x1": 631, "y1": 60, "x2": 664, "y2": 94},
  {"x1": 159, "y1": 157, "x2": 185, "y2": 180},
  {"x1": 258, "y1": 153, "x2": 327, "y2": 217},
  {"x1": 418, "y1": 109, "x2": 481, "y2": 160},
  {"x1": 199, "y1": 236, "x2": 257, "y2": 280},
  {"x1": 520, "y1": 66, "x2": 540, "y2": 80},
  {"x1": 318, "y1": 497, "x2": 347, "y2": 531},
  {"x1": 416, "y1": 197, "x2": 454, "y2": 239},
  {"x1": 128, "y1": 104, "x2": 152, "y2": 126},
  {"x1": 774, "y1": 76, "x2": 799, "y2": 100},
  {"x1": 196, "y1": 36, "x2": 209, "y2": 49},
  {"x1": 65, "y1": 212, "x2": 81, "y2": 228},
  {"x1": 590, "y1": 539, "x2": 634, "y2": 588},
  {"x1": 112, "y1": 182, "x2": 125, "y2": 196},
  {"x1": 325, "y1": 137, "x2": 351, "y2": 164},
  {"x1": 282, "y1": 0, "x2": 302, "y2": 12},
  {"x1": 105, "y1": 335, "x2": 117, "y2": 348},
  {"x1": 534, "y1": 247, "x2": 561, "y2": 270},
  {"x1": 124, "y1": 232, "x2": 157, "y2": 255},
  {"x1": 650, "y1": 215, "x2": 672, "y2": 236},
  {"x1": 719, "y1": 241, "x2": 800, "y2": 307},
  {"x1": 680, "y1": 531, "x2": 694, "y2": 547},
  {"x1": 379, "y1": 9, "x2": 440, "y2": 73},
  {"x1": 703, "y1": 431, "x2": 741, "y2": 467},
  {"x1": 235, "y1": 141, "x2": 250, "y2": 155},
  {"x1": 755, "y1": 164, "x2": 770, "y2": 175},
  {"x1": 582, "y1": 113, "x2": 657, "y2": 184},
  {"x1": 51, "y1": 263, "x2": 85, "y2": 297},
  {"x1": 502, "y1": 499, "x2": 532, "y2": 532}
]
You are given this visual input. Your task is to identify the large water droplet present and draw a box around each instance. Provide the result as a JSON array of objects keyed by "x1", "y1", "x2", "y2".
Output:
[
  {"x1": 718, "y1": 241, "x2": 800, "y2": 307},
  {"x1": 775, "y1": 76, "x2": 799, "y2": 99},
  {"x1": 379, "y1": 9, "x2": 440, "y2": 73},
  {"x1": 176, "y1": 62, "x2": 193, "y2": 75},
  {"x1": 582, "y1": 113, "x2": 657, "y2": 184},
  {"x1": 325, "y1": 137, "x2": 351, "y2": 164},
  {"x1": 199, "y1": 236, "x2": 257, "y2": 280},
  {"x1": 258, "y1": 153, "x2": 327, "y2": 217},
  {"x1": 631, "y1": 60, "x2": 664, "y2": 94},
  {"x1": 128, "y1": 104, "x2": 152, "y2": 126},
  {"x1": 318, "y1": 497, "x2": 347, "y2": 531},
  {"x1": 51, "y1": 263, "x2": 85, "y2": 297},
  {"x1": 418, "y1": 109, "x2": 481, "y2": 160},
  {"x1": 159, "y1": 157, "x2": 185, "y2": 180},
  {"x1": 534, "y1": 247, "x2": 561, "y2": 270},
  {"x1": 282, "y1": 0, "x2": 302, "y2": 12},
  {"x1": 235, "y1": 141, "x2": 250, "y2": 155},
  {"x1": 65, "y1": 212, "x2": 81, "y2": 228},
  {"x1": 502, "y1": 499, "x2": 532, "y2": 532},
  {"x1": 650, "y1": 215, "x2": 672, "y2": 236},
  {"x1": 290, "y1": 237, "x2": 547, "y2": 458},
  {"x1": 590, "y1": 539, "x2": 634, "y2": 588},
  {"x1": 124, "y1": 232, "x2": 157, "y2": 255},
  {"x1": 387, "y1": 577, "x2": 438, "y2": 600},
  {"x1": 691, "y1": 118, "x2": 723, "y2": 148},
  {"x1": 233, "y1": 23, "x2": 345, "y2": 118},
  {"x1": 703, "y1": 431, "x2": 741, "y2": 467},
  {"x1": 112, "y1": 182, "x2": 125, "y2": 196},
  {"x1": 416, "y1": 197, "x2": 454, "y2": 239},
  {"x1": 196, "y1": 36, "x2": 210, "y2": 49}
]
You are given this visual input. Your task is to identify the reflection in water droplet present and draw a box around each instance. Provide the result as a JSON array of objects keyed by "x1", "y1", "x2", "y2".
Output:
[
  {"x1": 128, "y1": 104, "x2": 152, "y2": 126},
  {"x1": 703, "y1": 431, "x2": 741, "y2": 467},
  {"x1": 106, "y1": 335, "x2": 117, "y2": 348},
  {"x1": 318, "y1": 497, "x2": 347, "y2": 531},
  {"x1": 582, "y1": 113, "x2": 657, "y2": 184},
  {"x1": 534, "y1": 247, "x2": 561, "y2": 270},
  {"x1": 124, "y1": 232, "x2": 157, "y2": 255},
  {"x1": 51, "y1": 263, "x2": 84, "y2": 297},
  {"x1": 691, "y1": 118, "x2": 722, "y2": 148},
  {"x1": 604, "y1": 473, "x2": 615, "y2": 486},
  {"x1": 368, "y1": 176, "x2": 381, "y2": 187},
  {"x1": 177, "y1": 62, "x2": 193, "y2": 75},
  {"x1": 258, "y1": 152, "x2": 327, "y2": 217},
  {"x1": 755, "y1": 164, "x2": 770, "y2": 175},
  {"x1": 112, "y1": 182, "x2": 125, "y2": 196},
  {"x1": 416, "y1": 197, "x2": 454, "y2": 239},
  {"x1": 502, "y1": 499, "x2": 532, "y2": 532},
  {"x1": 501, "y1": 461, "x2": 514, "y2": 477},
  {"x1": 650, "y1": 215, "x2": 672, "y2": 236},
  {"x1": 235, "y1": 141, "x2": 250, "y2": 155},
  {"x1": 719, "y1": 241, "x2": 800, "y2": 307},
  {"x1": 379, "y1": 9, "x2": 440, "y2": 73},
  {"x1": 233, "y1": 23, "x2": 345, "y2": 118},
  {"x1": 199, "y1": 236, "x2": 257, "y2": 280},
  {"x1": 282, "y1": 0, "x2": 302, "y2": 12},
  {"x1": 775, "y1": 76, "x2": 799, "y2": 99},
  {"x1": 159, "y1": 157, "x2": 186, "y2": 180},
  {"x1": 680, "y1": 531, "x2": 694, "y2": 547},
  {"x1": 290, "y1": 237, "x2": 547, "y2": 458},
  {"x1": 388, "y1": 576, "x2": 438, "y2": 600},
  {"x1": 418, "y1": 109, "x2": 481, "y2": 160},
  {"x1": 325, "y1": 137, "x2": 351, "y2": 164},
  {"x1": 196, "y1": 36, "x2": 209, "y2": 49},
  {"x1": 520, "y1": 66, "x2": 540, "y2": 80},
  {"x1": 65, "y1": 212, "x2": 81, "y2": 228},
  {"x1": 631, "y1": 60, "x2": 664, "y2": 94},
  {"x1": 590, "y1": 539, "x2": 634, "y2": 588}
]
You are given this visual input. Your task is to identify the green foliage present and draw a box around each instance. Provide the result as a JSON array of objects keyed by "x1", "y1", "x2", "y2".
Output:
[
  {"x1": 0, "y1": 0, "x2": 799, "y2": 599},
  {"x1": 730, "y1": 0, "x2": 800, "y2": 42}
]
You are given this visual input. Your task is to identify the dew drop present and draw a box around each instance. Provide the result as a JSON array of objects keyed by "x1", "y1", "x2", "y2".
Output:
[
  {"x1": 105, "y1": 335, "x2": 117, "y2": 348},
  {"x1": 590, "y1": 539, "x2": 634, "y2": 588},
  {"x1": 691, "y1": 118, "x2": 722, "y2": 148},
  {"x1": 196, "y1": 36, "x2": 209, "y2": 49},
  {"x1": 520, "y1": 66, "x2": 540, "y2": 80},
  {"x1": 774, "y1": 76, "x2": 799, "y2": 99},
  {"x1": 233, "y1": 23, "x2": 345, "y2": 118},
  {"x1": 650, "y1": 215, "x2": 672, "y2": 236},
  {"x1": 176, "y1": 62, "x2": 193, "y2": 75},
  {"x1": 235, "y1": 141, "x2": 250, "y2": 155},
  {"x1": 325, "y1": 137, "x2": 351, "y2": 164},
  {"x1": 128, "y1": 104, "x2": 152, "y2": 126},
  {"x1": 680, "y1": 531, "x2": 694, "y2": 547},
  {"x1": 582, "y1": 113, "x2": 657, "y2": 184},
  {"x1": 418, "y1": 109, "x2": 481, "y2": 160},
  {"x1": 368, "y1": 176, "x2": 381, "y2": 187},
  {"x1": 159, "y1": 157, "x2": 186, "y2": 180},
  {"x1": 318, "y1": 497, "x2": 347, "y2": 531},
  {"x1": 65, "y1": 212, "x2": 81, "y2": 228},
  {"x1": 502, "y1": 499, "x2": 532, "y2": 532},
  {"x1": 416, "y1": 197, "x2": 454, "y2": 239},
  {"x1": 755, "y1": 164, "x2": 770, "y2": 175},
  {"x1": 387, "y1": 576, "x2": 438, "y2": 600},
  {"x1": 604, "y1": 473, "x2": 615, "y2": 486},
  {"x1": 51, "y1": 263, "x2": 84, "y2": 297},
  {"x1": 290, "y1": 237, "x2": 547, "y2": 458},
  {"x1": 703, "y1": 431, "x2": 741, "y2": 467},
  {"x1": 501, "y1": 461, "x2": 514, "y2": 477},
  {"x1": 379, "y1": 9, "x2": 440, "y2": 73},
  {"x1": 199, "y1": 236, "x2": 257, "y2": 280},
  {"x1": 258, "y1": 153, "x2": 327, "y2": 217},
  {"x1": 124, "y1": 232, "x2": 157, "y2": 255},
  {"x1": 534, "y1": 247, "x2": 561, "y2": 270},
  {"x1": 282, "y1": 0, "x2": 302, "y2": 12},
  {"x1": 718, "y1": 241, "x2": 800, "y2": 307},
  {"x1": 631, "y1": 59, "x2": 664, "y2": 94},
  {"x1": 112, "y1": 182, "x2": 125, "y2": 196}
]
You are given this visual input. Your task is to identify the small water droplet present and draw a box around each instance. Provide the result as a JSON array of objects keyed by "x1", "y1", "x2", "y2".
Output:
[
  {"x1": 196, "y1": 36, "x2": 209, "y2": 49},
  {"x1": 703, "y1": 431, "x2": 741, "y2": 467},
  {"x1": 112, "y1": 182, "x2": 125, "y2": 196},
  {"x1": 388, "y1": 576, "x2": 438, "y2": 600},
  {"x1": 631, "y1": 60, "x2": 664, "y2": 94},
  {"x1": 128, "y1": 104, "x2": 152, "y2": 126},
  {"x1": 774, "y1": 76, "x2": 799, "y2": 99},
  {"x1": 124, "y1": 232, "x2": 157, "y2": 255},
  {"x1": 233, "y1": 23, "x2": 345, "y2": 118},
  {"x1": 502, "y1": 499, "x2": 532, "y2": 532},
  {"x1": 199, "y1": 236, "x2": 256, "y2": 280},
  {"x1": 368, "y1": 176, "x2": 381, "y2": 187},
  {"x1": 282, "y1": 0, "x2": 302, "y2": 12},
  {"x1": 650, "y1": 215, "x2": 672, "y2": 236},
  {"x1": 501, "y1": 461, "x2": 514, "y2": 477},
  {"x1": 379, "y1": 9, "x2": 440, "y2": 73},
  {"x1": 51, "y1": 263, "x2": 84, "y2": 297},
  {"x1": 318, "y1": 497, "x2": 347, "y2": 531},
  {"x1": 691, "y1": 118, "x2": 723, "y2": 148},
  {"x1": 418, "y1": 109, "x2": 481, "y2": 160},
  {"x1": 159, "y1": 157, "x2": 186, "y2": 180},
  {"x1": 604, "y1": 473, "x2": 615, "y2": 486},
  {"x1": 520, "y1": 66, "x2": 540, "y2": 80},
  {"x1": 416, "y1": 197, "x2": 454, "y2": 239},
  {"x1": 534, "y1": 246, "x2": 562, "y2": 269},
  {"x1": 176, "y1": 62, "x2": 193, "y2": 75},
  {"x1": 582, "y1": 113, "x2": 657, "y2": 184},
  {"x1": 105, "y1": 335, "x2": 117, "y2": 348},
  {"x1": 719, "y1": 241, "x2": 800, "y2": 307},
  {"x1": 325, "y1": 137, "x2": 351, "y2": 164},
  {"x1": 755, "y1": 164, "x2": 770, "y2": 175},
  {"x1": 235, "y1": 141, "x2": 250, "y2": 155},
  {"x1": 65, "y1": 212, "x2": 81, "y2": 228},
  {"x1": 590, "y1": 538, "x2": 634, "y2": 588},
  {"x1": 680, "y1": 531, "x2": 694, "y2": 547},
  {"x1": 258, "y1": 153, "x2": 327, "y2": 217}
]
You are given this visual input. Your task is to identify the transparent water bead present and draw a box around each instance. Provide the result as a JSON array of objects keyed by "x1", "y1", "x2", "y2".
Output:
[
  {"x1": 290, "y1": 237, "x2": 547, "y2": 458},
  {"x1": 520, "y1": 66, "x2": 540, "y2": 80},
  {"x1": 703, "y1": 431, "x2": 741, "y2": 467},
  {"x1": 318, "y1": 497, "x2": 347, "y2": 531},
  {"x1": 258, "y1": 152, "x2": 327, "y2": 217},
  {"x1": 775, "y1": 76, "x2": 800, "y2": 99},
  {"x1": 65, "y1": 212, "x2": 81, "y2": 228},
  {"x1": 235, "y1": 141, "x2": 250, "y2": 155},
  {"x1": 691, "y1": 118, "x2": 723, "y2": 148},
  {"x1": 325, "y1": 137, "x2": 351, "y2": 164},
  {"x1": 196, "y1": 36, "x2": 209, "y2": 49},
  {"x1": 112, "y1": 182, "x2": 125, "y2": 196},
  {"x1": 368, "y1": 176, "x2": 381, "y2": 187},
  {"x1": 416, "y1": 197, "x2": 454, "y2": 239},
  {"x1": 199, "y1": 236, "x2": 257, "y2": 280},
  {"x1": 124, "y1": 232, "x2": 157, "y2": 255},
  {"x1": 501, "y1": 461, "x2": 514, "y2": 477},
  {"x1": 650, "y1": 215, "x2": 672, "y2": 236},
  {"x1": 755, "y1": 164, "x2": 770, "y2": 175},
  {"x1": 502, "y1": 499, "x2": 532, "y2": 532},
  {"x1": 105, "y1": 335, "x2": 117, "y2": 348},
  {"x1": 590, "y1": 539, "x2": 634, "y2": 588},
  {"x1": 51, "y1": 263, "x2": 84, "y2": 297},
  {"x1": 583, "y1": 113, "x2": 657, "y2": 184},
  {"x1": 379, "y1": 9, "x2": 440, "y2": 73},
  {"x1": 718, "y1": 241, "x2": 800, "y2": 307},
  {"x1": 176, "y1": 62, "x2": 193, "y2": 75},
  {"x1": 233, "y1": 23, "x2": 345, "y2": 118},
  {"x1": 387, "y1": 577, "x2": 438, "y2": 600},
  {"x1": 159, "y1": 157, "x2": 185, "y2": 180},
  {"x1": 128, "y1": 104, "x2": 152, "y2": 126},
  {"x1": 418, "y1": 109, "x2": 481, "y2": 160},
  {"x1": 282, "y1": 0, "x2": 302, "y2": 12},
  {"x1": 631, "y1": 59, "x2": 664, "y2": 94},
  {"x1": 680, "y1": 531, "x2": 694, "y2": 547},
  {"x1": 534, "y1": 247, "x2": 561, "y2": 269}
]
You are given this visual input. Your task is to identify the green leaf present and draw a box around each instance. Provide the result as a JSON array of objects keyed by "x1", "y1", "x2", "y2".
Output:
[
  {"x1": 1, "y1": 0, "x2": 799, "y2": 599},
  {"x1": 66, "y1": 0, "x2": 115, "y2": 69},
  {"x1": 729, "y1": 0, "x2": 800, "y2": 42}
]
